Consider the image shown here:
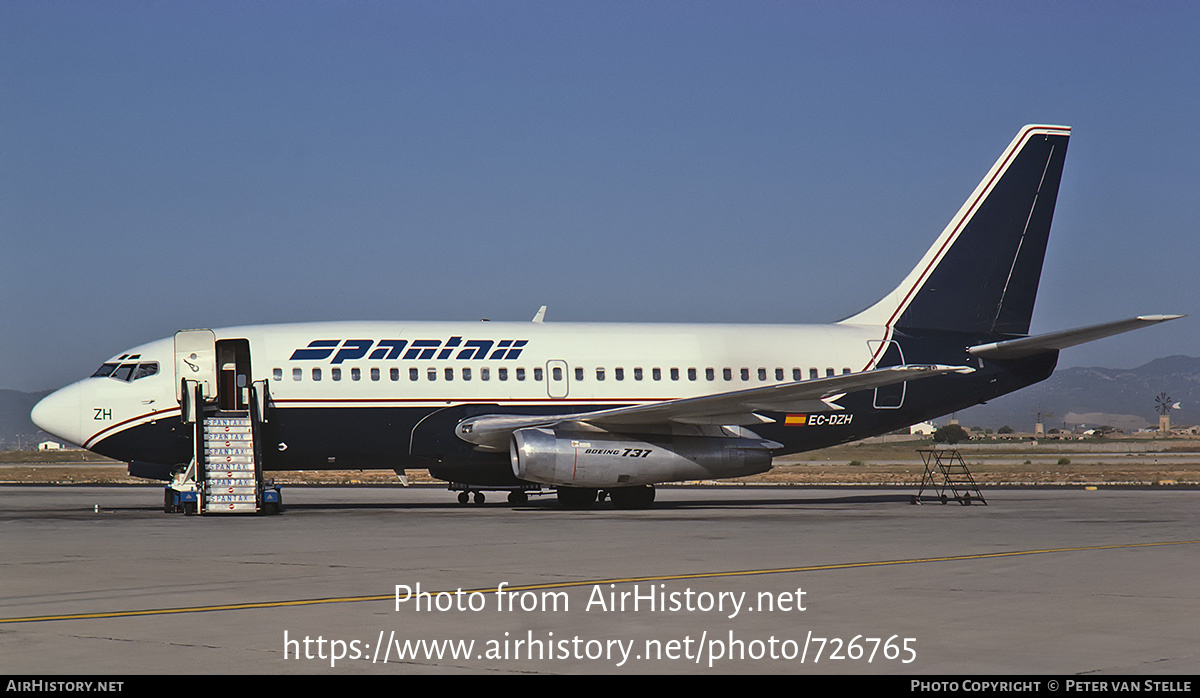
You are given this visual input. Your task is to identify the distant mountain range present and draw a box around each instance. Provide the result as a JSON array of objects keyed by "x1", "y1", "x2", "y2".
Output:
[
  {"x1": 3, "y1": 356, "x2": 1198, "y2": 448},
  {"x1": 957, "y1": 355, "x2": 1200, "y2": 433},
  {"x1": 1, "y1": 389, "x2": 53, "y2": 449}
]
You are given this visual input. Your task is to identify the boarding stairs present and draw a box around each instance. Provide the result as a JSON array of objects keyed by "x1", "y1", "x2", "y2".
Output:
[
  {"x1": 200, "y1": 414, "x2": 259, "y2": 513},
  {"x1": 166, "y1": 380, "x2": 280, "y2": 515},
  {"x1": 913, "y1": 448, "x2": 987, "y2": 506}
]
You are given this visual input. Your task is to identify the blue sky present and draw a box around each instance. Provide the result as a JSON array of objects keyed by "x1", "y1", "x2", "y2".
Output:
[{"x1": 2, "y1": 1, "x2": 1198, "y2": 392}]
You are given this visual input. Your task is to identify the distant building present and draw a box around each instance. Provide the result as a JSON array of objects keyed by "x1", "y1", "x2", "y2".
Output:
[
  {"x1": 909, "y1": 422, "x2": 936, "y2": 435},
  {"x1": 37, "y1": 441, "x2": 62, "y2": 451}
]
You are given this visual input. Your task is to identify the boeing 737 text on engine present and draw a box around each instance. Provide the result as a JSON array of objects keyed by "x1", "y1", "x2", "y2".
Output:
[{"x1": 32, "y1": 125, "x2": 1181, "y2": 511}]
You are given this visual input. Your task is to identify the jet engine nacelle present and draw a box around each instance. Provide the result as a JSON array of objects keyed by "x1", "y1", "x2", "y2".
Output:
[{"x1": 510, "y1": 427, "x2": 775, "y2": 488}]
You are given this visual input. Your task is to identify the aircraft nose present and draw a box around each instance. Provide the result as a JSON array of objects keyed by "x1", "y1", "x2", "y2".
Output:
[{"x1": 31, "y1": 383, "x2": 85, "y2": 446}]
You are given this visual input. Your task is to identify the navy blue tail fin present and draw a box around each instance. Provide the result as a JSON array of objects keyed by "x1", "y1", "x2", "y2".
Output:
[{"x1": 841, "y1": 125, "x2": 1070, "y2": 336}]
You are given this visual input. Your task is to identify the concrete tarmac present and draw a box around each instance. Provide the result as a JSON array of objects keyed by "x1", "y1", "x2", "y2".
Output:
[{"x1": 1, "y1": 485, "x2": 1198, "y2": 675}]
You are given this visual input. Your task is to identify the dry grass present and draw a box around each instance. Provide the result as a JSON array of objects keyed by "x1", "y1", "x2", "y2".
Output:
[{"x1": 4, "y1": 439, "x2": 1199, "y2": 486}]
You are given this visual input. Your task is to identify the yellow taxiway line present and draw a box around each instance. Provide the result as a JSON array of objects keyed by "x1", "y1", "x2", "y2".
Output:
[{"x1": 3, "y1": 540, "x2": 1195, "y2": 624}]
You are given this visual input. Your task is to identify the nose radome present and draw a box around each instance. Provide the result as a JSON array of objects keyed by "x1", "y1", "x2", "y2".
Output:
[{"x1": 31, "y1": 383, "x2": 84, "y2": 447}]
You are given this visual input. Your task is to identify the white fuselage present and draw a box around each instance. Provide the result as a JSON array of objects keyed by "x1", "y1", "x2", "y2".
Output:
[{"x1": 36, "y1": 320, "x2": 892, "y2": 453}]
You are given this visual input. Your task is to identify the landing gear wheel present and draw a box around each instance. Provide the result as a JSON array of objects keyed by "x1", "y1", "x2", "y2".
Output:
[
  {"x1": 164, "y1": 489, "x2": 176, "y2": 514},
  {"x1": 183, "y1": 502, "x2": 197, "y2": 516},
  {"x1": 473, "y1": 491, "x2": 486, "y2": 505},
  {"x1": 507, "y1": 490, "x2": 528, "y2": 505},
  {"x1": 940, "y1": 494, "x2": 949, "y2": 505},
  {"x1": 557, "y1": 487, "x2": 599, "y2": 510},
  {"x1": 609, "y1": 485, "x2": 656, "y2": 510},
  {"x1": 458, "y1": 491, "x2": 470, "y2": 505}
]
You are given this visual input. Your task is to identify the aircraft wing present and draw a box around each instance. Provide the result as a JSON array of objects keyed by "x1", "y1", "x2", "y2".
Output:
[
  {"x1": 456, "y1": 364, "x2": 974, "y2": 450},
  {"x1": 967, "y1": 315, "x2": 1184, "y2": 360}
]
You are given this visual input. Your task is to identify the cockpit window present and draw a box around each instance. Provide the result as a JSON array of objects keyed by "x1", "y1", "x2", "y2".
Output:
[{"x1": 92, "y1": 361, "x2": 159, "y2": 382}]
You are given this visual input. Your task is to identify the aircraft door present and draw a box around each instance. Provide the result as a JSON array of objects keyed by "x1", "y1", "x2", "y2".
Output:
[
  {"x1": 546, "y1": 360, "x2": 569, "y2": 399},
  {"x1": 175, "y1": 329, "x2": 217, "y2": 405},
  {"x1": 216, "y1": 339, "x2": 252, "y2": 411},
  {"x1": 867, "y1": 339, "x2": 905, "y2": 409}
]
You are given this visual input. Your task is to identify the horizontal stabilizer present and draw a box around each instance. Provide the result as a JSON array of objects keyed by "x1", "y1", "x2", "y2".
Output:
[
  {"x1": 456, "y1": 364, "x2": 974, "y2": 450},
  {"x1": 967, "y1": 315, "x2": 1184, "y2": 360}
]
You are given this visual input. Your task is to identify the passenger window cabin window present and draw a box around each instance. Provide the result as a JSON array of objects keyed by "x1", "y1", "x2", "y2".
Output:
[
  {"x1": 652, "y1": 368, "x2": 661, "y2": 381},
  {"x1": 481, "y1": 367, "x2": 490, "y2": 381},
  {"x1": 597, "y1": 368, "x2": 605, "y2": 381},
  {"x1": 793, "y1": 368, "x2": 802, "y2": 381},
  {"x1": 843, "y1": 367, "x2": 852, "y2": 375},
  {"x1": 273, "y1": 368, "x2": 283, "y2": 381},
  {"x1": 552, "y1": 367, "x2": 562, "y2": 381},
  {"x1": 499, "y1": 368, "x2": 509, "y2": 381},
  {"x1": 705, "y1": 368, "x2": 714, "y2": 381},
  {"x1": 463, "y1": 368, "x2": 472, "y2": 381},
  {"x1": 614, "y1": 368, "x2": 624, "y2": 381},
  {"x1": 331, "y1": 368, "x2": 341, "y2": 381},
  {"x1": 534, "y1": 367, "x2": 543, "y2": 381},
  {"x1": 445, "y1": 368, "x2": 454, "y2": 381},
  {"x1": 775, "y1": 368, "x2": 784, "y2": 381},
  {"x1": 293, "y1": 368, "x2": 302, "y2": 381},
  {"x1": 516, "y1": 368, "x2": 525, "y2": 381},
  {"x1": 390, "y1": 368, "x2": 399, "y2": 381},
  {"x1": 757, "y1": 368, "x2": 767, "y2": 381},
  {"x1": 670, "y1": 368, "x2": 679, "y2": 381},
  {"x1": 351, "y1": 368, "x2": 361, "y2": 381},
  {"x1": 826, "y1": 367, "x2": 835, "y2": 377},
  {"x1": 723, "y1": 368, "x2": 732, "y2": 381},
  {"x1": 740, "y1": 368, "x2": 749, "y2": 381},
  {"x1": 687, "y1": 368, "x2": 697, "y2": 381},
  {"x1": 634, "y1": 368, "x2": 643, "y2": 381},
  {"x1": 575, "y1": 367, "x2": 584, "y2": 381},
  {"x1": 428, "y1": 368, "x2": 437, "y2": 381},
  {"x1": 810, "y1": 368, "x2": 819, "y2": 380},
  {"x1": 410, "y1": 368, "x2": 419, "y2": 381},
  {"x1": 312, "y1": 368, "x2": 322, "y2": 381}
]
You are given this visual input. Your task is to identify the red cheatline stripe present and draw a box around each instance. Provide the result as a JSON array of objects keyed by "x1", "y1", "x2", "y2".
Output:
[{"x1": 84, "y1": 407, "x2": 181, "y2": 449}]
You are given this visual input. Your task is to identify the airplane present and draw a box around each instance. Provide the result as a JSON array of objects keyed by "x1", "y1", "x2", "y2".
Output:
[{"x1": 31, "y1": 124, "x2": 1181, "y2": 512}]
